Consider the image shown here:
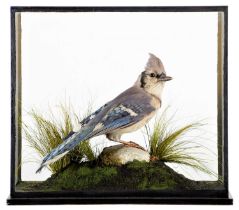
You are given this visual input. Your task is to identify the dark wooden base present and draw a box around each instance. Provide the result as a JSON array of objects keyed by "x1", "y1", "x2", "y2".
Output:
[{"x1": 7, "y1": 194, "x2": 233, "y2": 205}]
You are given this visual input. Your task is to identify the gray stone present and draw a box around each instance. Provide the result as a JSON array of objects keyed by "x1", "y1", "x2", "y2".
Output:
[{"x1": 99, "y1": 144, "x2": 150, "y2": 165}]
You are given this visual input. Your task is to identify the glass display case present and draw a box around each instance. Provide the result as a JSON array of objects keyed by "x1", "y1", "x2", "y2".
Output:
[{"x1": 8, "y1": 6, "x2": 232, "y2": 205}]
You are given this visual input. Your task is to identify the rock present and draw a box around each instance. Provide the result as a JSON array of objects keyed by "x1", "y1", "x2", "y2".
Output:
[{"x1": 99, "y1": 144, "x2": 150, "y2": 165}]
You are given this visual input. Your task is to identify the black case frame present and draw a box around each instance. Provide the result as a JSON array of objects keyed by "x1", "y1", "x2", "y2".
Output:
[{"x1": 8, "y1": 6, "x2": 232, "y2": 205}]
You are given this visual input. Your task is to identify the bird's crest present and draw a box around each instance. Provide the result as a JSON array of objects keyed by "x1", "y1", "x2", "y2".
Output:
[{"x1": 145, "y1": 53, "x2": 164, "y2": 72}]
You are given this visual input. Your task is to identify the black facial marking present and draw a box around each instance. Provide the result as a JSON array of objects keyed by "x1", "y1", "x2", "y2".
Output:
[
  {"x1": 161, "y1": 73, "x2": 166, "y2": 78},
  {"x1": 140, "y1": 72, "x2": 147, "y2": 88},
  {"x1": 156, "y1": 73, "x2": 166, "y2": 79}
]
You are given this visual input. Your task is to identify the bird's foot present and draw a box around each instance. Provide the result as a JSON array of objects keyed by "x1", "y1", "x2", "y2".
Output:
[{"x1": 123, "y1": 141, "x2": 146, "y2": 151}]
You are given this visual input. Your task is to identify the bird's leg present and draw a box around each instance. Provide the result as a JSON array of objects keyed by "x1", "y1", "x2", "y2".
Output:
[
  {"x1": 117, "y1": 140, "x2": 147, "y2": 151},
  {"x1": 123, "y1": 140, "x2": 147, "y2": 151},
  {"x1": 106, "y1": 134, "x2": 146, "y2": 151}
]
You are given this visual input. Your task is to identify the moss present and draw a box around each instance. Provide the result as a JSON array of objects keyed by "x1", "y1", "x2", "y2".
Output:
[
  {"x1": 126, "y1": 160, "x2": 149, "y2": 169},
  {"x1": 16, "y1": 160, "x2": 223, "y2": 192},
  {"x1": 38, "y1": 163, "x2": 118, "y2": 191}
]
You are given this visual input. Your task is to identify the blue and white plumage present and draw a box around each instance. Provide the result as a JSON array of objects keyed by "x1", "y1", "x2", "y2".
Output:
[{"x1": 36, "y1": 53, "x2": 172, "y2": 173}]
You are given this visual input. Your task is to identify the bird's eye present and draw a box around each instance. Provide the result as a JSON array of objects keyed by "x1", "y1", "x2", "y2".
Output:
[{"x1": 150, "y1": 73, "x2": 156, "y2": 77}]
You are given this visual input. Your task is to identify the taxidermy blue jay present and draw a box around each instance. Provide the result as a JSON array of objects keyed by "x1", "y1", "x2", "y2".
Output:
[{"x1": 36, "y1": 53, "x2": 172, "y2": 173}]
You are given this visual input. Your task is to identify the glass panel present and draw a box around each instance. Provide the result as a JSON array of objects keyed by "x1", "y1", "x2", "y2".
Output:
[{"x1": 16, "y1": 11, "x2": 223, "y2": 192}]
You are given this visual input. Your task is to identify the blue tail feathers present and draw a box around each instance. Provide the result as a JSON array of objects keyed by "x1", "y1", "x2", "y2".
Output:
[{"x1": 36, "y1": 127, "x2": 93, "y2": 173}]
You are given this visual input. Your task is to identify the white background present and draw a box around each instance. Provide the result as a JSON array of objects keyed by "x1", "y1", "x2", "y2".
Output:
[
  {"x1": 21, "y1": 11, "x2": 217, "y2": 181},
  {"x1": 0, "y1": 0, "x2": 239, "y2": 209}
]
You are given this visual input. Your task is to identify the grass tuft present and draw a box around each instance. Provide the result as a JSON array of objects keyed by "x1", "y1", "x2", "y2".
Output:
[
  {"x1": 23, "y1": 103, "x2": 96, "y2": 173},
  {"x1": 145, "y1": 108, "x2": 217, "y2": 178}
]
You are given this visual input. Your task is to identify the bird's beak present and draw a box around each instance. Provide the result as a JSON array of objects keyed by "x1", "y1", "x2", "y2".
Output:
[{"x1": 159, "y1": 75, "x2": 173, "y2": 81}]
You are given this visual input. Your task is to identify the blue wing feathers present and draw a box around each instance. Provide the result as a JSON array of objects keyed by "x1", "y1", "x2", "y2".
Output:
[
  {"x1": 92, "y1": 116, "x2": 133, "y2": 137},
  {"x1": 37, "y1": 100, "x2": 153, "y2": 173},
  {"x1": 80, "y1": 103, "x2": 108, "y2": 127}
]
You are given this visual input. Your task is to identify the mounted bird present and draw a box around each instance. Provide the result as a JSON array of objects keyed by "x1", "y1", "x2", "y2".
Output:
[{"x1": 36, "y1": 53, "x2": 172, "y2": 173}]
